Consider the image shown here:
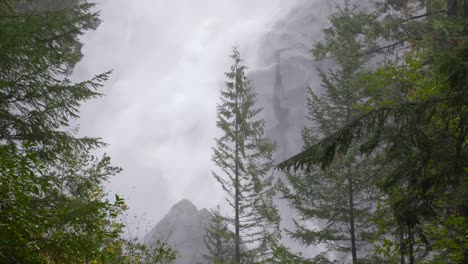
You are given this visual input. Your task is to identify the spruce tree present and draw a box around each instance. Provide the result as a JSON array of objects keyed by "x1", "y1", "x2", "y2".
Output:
[
  {"x1": 0, "y1": 1, "x2": 172, "y2": 262},
  {"x1": 0, "y1": 0, "x2": 107, "y2": 160},
  {"x1": 279, "y1": 0, "x2": 468, "y2": 262},
  {"x1": 204, "y1": 206, "x2": 235, "y2": 264},
  {"x1": 282, "y1": 3, "x2": 381, "y2": 263},
  {"x1": 212, "y1": 48, "x2": 280, "y2": 263}
]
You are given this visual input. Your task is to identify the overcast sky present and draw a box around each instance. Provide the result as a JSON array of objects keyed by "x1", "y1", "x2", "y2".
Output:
[{"x1": 72, "y1": 0, "x2": 301, "y2": 228}]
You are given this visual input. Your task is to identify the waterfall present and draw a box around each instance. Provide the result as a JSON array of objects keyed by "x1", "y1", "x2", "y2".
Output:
[
  {"x1": 73, "y1": 0, "x2": 303, "y2": 228},
  {"x1": 73, "y1": 0, "x2": 334, "y2": 256}
]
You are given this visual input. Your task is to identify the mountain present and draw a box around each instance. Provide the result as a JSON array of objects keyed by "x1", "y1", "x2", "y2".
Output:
[
  {"x1": 146, "y1": 1, "x2": 334, "y2": 260},
  {"x1": 144, "y1": 199, "x2": 212, "y2": 264},
  {"x1": 247, "y1": 0, "x2": 332, "y2": 257},
  {"x1": 249, "y1": 0, "x2": 332, "y2": 162}
]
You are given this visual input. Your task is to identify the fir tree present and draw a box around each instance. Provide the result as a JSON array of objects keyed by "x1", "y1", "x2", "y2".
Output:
[
  {"x1": 0, "y1": 0, "x2": 107, "y2": 160},
  {"x1": 0, "y1": 1, "x2": 177, "y2": 262},
  {"x1": 279, "y1": 0, "x2": 468, "y2": 263},
  {"x1": 204, "y1": 206, "x2": 235, "y2": 264},
  {"x1": 282, "y1": 3, "x2": 381, "y2": 263},
  {"x1": 212, "y1": 47, "x2": 280, "y2": 263}
]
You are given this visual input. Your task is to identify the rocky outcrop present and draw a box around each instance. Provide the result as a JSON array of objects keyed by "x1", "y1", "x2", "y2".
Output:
[
  {"x1": 247, "y1": 1, "x2": 332, "y2": 257},
  {"x1": 249, "y1": 0, "x2": 332, "y2": 161},
  {"x1": 144, "y1": 199, "x2": 212, "y2": 264},
  {"x1": 146, "y1": 1, "x2": 334, "y2": 259}
]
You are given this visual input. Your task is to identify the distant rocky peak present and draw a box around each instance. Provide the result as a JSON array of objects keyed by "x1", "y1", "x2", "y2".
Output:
[
  {"x1": 145, "y1": 199, "x2": 212, "y2": 264},
  {"x1": 199, "y1": 208, "x2": 210, "y2": 217},
  {"x1": 168, "y1": 199, "x2": 198, "y2": 216}
]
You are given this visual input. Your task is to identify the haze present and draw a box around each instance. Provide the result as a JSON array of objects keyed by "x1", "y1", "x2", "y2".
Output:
[{"x1": 72, "y1": 0, "x2": 302, "y2": 226}]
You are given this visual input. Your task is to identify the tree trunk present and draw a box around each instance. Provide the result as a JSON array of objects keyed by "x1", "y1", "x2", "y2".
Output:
[
  {"x1": 455, "y1": 119, "x2": 468, "y2": 264},
  {"x1": 216, "y1": 233, "x2": 221, "y2": 262},
  {"x1": 348, "y1": 177, "x2": 358, "y2": 264},
  {"x1": 399, "y1": 227, "x2": 406, "y2": 264},
  {"x1": 459, "y1": 136, "x2": 468, "y2": 264},
  {"x1": 465, "y1": 0, "x2": 468, "y2": 18},
  {"x1": 234, "y1": 66, "x2": 241, "y2": 264},
  {"x1": 234, "y1": 109, "x2": 240, "y2": 263},
  {"x1": 447, "y1": 0, "x2": 458, "y2": 18},
  {"x1": 408, "y1": 226, "x2": 415, "y2": 264},
  {"x1": 462, "y1": 205, "x2": 468, "y2": 264},
  {"x1": 345, "y1": 86, "x2": 358, "y2": 264},
  {"x1": 426, "y1": 0, "x2": 432, "y2": 13},
  {"x1": 463, "y1": 204, "x2": 468, "y2": 264}
]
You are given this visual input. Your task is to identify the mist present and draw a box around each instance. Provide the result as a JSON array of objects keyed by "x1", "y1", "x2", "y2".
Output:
[
  {"x1": 4, "y1": 0, "x2": 463, "y2": 262},
  {"x1": 72, "y1": 0, "x2": 302, "y2": 227}
]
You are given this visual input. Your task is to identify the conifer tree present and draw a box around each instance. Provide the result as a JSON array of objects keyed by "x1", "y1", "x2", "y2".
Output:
[
  {"x1": 279, "y1": 0, "x2": 468, "y2": 262},
  {"x1": 212, "y1": 48, "x2": 280, "y2": 264},
  {"x1": 0, "y1": 1, "x2": 174, "y2": 262},
  {"x1": 0, "y1": 1, "x2": 125, "y2": 262},
  {"x1": 0, "y1": 0, "x2": 107, "y2": 160},
  {"x1": 204, "y1": 206, "x2": 235, "y2": 264},
  {"x1": 282, "y1": 3, "x2": 382, "y2": 263}
]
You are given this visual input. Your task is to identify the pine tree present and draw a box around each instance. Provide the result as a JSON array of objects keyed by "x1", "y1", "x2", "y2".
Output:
[
  {"x1": 282, "y1": 3, "x2": 382, "y2": 263},
  {"x1": 279, "y1": 0, "x2": 468, "y2": 263},
  {"x1": 0, "y1": 1, "x2": 143, "y2": 262},
  {"x1": 0, "y1": 0, "x2": 107, "y2": 160},
  {"x1": 212, "y1": 48, "x2": 280, "y2": 264},
  {"x1": 204, "y1": 206, "x2": 235, "y2": 264}
]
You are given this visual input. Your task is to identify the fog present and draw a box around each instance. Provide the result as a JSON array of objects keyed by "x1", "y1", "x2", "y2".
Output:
[{"x1": 73, "y1": 0, "x2": 301, "y2": 228}]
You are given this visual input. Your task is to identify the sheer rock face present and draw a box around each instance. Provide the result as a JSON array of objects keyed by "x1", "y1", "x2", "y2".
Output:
[
  {"x1": 145, "y1": 199, "x2": 212, "y2": 264},
  {"x1": 146, "y1": 1, "x2": 333, "y2": 260},
  {"x1": 247, "y1": 0, "x2": 331, "y2": 256},
  {"x1": 249, "y1": 0, "x2": 332, "y2": 162}
]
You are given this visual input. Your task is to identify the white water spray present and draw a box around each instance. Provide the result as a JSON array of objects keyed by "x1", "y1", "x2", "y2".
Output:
[{"x1": 73, "y1": 0, "x2": 300, "y2": 226}]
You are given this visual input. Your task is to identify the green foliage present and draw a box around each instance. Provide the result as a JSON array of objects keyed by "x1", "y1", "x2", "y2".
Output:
[
  {"x1": 0, "y1": 144, "x2": 48, "y2": 263},
  {"x1": 105, "y1": 239, "x2": 176, "y2": 264},
  {"x1": 0, "y1": 0, "x2": 108, "y2": 160},
  {"x1": 0, "y1": 144, "x2": 125, "y2": 263},
  {"x1": 282, "y1": 2, "x2": 382, "y2": 263},
  {"x1": 279, "y1": 0, "x2": 468, "y2": 262},
  {"x1": 212, "y1": 47, "x2": 281, "y2": 263},
  {"x1": 267, "y1": 245, "x2": 337, "y2": 264},
  {"x1": 204, "y1": 206, "x2": 236, "y2": 264},
  {"x1": 422, "y1": 216, "x2": 468, "y2": 263},
  {"x1": 0, "y1": 1, "x2": 179, "y2": 263}
]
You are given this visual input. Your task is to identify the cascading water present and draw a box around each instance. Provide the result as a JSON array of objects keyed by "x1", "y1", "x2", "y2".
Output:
[
  {"x1": 247, "y1": 0, "x2": 333, "y2": 256},
  {"x1": 73, "y1": 0, "x2": 333, "y2": 259}
]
